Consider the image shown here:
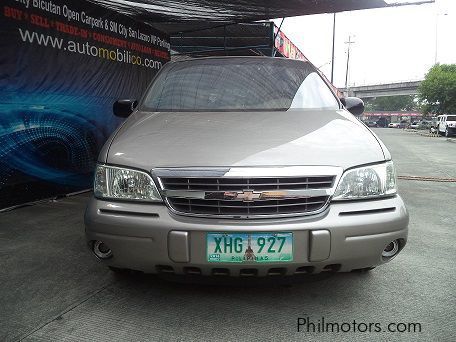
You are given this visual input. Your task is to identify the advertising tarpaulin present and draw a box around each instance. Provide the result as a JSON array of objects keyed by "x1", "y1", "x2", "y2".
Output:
[{"x1": 0, "y1": 0, "x2": 170, "y2": 209}]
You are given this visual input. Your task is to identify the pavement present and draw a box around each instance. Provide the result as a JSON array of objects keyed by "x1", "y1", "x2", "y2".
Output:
[
  {"x1": 404, "y1": 128, "x2": 456, "y2": 142},
  {"x1": 1, "y1": 128, "x2": 455, "y2": 342}
]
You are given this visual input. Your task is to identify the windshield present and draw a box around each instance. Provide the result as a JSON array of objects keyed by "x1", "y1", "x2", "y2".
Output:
[{"x1": 142, "y1": 58, "x2": 339, "y2": 112}]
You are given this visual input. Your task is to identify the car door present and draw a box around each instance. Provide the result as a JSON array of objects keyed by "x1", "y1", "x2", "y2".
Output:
[{"x1": 439, "y1": 116, "x2": 445, "y2": 133}]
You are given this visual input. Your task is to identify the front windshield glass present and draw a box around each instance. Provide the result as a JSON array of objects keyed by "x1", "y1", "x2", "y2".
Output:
[{"x1": 142, "y1": 58, "x2": 339, "y2": 112}]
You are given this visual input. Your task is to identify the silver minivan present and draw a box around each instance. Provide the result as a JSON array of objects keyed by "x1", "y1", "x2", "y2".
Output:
[{"x1": 85, "y1": 57, "x2": 408, "y2": 277}]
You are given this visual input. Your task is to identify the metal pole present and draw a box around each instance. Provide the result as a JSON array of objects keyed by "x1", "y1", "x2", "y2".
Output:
[
  {"x1": 223, "y1": 25, "x2": 227, "y2": 56},
  {"x1": 344, "y1": 51, "x2": 350, "y2": 92},
  {"x1": 434, "y1": 12, "x2": 448, "y2": 64},
  {"x1": 331, "y1": 13, "x2": 336, "y2": 83},
  {"x1": 344, "y1": 35, "x2": 355, "y2": 95}
]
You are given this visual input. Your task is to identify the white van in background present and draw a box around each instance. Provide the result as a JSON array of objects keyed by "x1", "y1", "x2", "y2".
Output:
[{"x1": 437, "y1": 115, "x2": 456, "y2": 137}]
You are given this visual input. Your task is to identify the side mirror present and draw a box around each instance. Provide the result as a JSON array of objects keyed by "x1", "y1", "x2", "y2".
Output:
[
  {"x1": 113, "y1": 99, "x2": 138, "y2": 118},
  {"x1": 341, "y1": 97, "x2": 364, "y2": 116}
]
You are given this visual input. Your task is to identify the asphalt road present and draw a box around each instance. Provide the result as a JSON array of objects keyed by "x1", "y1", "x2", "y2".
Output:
[
  {"x1": 1, "y1": 128, "x2": 455, "y2": 342},
  {"x1": 374, "y1": 128, "x2": 456, "y2": 179}
]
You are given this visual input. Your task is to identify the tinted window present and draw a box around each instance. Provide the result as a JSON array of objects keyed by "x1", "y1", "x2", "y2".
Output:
[
  {"x1": 447, "y1": 116, "x2": 456, "y2": 121},
  {"x1": 142, "y1": 58, "x2": 339, "y2": 112}
]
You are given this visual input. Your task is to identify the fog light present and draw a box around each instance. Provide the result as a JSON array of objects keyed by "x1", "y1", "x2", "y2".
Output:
[
  {"x1": 382, "y1": 240, "x2": 400, "y2": 259},
  {"x1": 93, "y1": 240, "x2": 113, "y2": 259}
]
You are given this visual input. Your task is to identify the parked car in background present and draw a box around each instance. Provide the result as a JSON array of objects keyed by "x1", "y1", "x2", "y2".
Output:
[
  {"x1": 416, "y1": 120, "x2": 431, "y2": 130},
  {"x1": 85, "y1": 56, "x2": 408, "y2": 277},
  {"x1": 398, "y1": 120, "x2": 408, "y2": 129},
  {"x1": 376, "y1": 117, "x2": 388, "y2": 128},
  {"x1": 436, "y1": 114, "x2": 456, "y2": 137},
  {"x1": 429, "y1": 118, "x2": 439, "y2": 133},
  {"x1": 388, "y1": 122, "x2": 400, "y2": 128},
  {"x1": 365, "y1": 121, "x2": 378, "y2": 127},
  {"x1": 409, "y1": 121, "x2": 420, "y2": 129}
]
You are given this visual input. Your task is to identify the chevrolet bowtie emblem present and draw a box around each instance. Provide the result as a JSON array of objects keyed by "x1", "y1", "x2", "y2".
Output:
[
  {"x1": 235, "y1": 190, "x2": 262, "y2": 202},
  {"x1": 204, "y1": 190, "x2": 287, "y2": 201}
]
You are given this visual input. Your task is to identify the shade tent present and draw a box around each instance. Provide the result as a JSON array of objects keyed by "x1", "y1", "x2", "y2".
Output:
[{"x1": 88, "y1": 0, "x2": 433, "y2": 34}]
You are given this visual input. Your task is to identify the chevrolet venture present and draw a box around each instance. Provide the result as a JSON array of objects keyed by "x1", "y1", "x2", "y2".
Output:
[{"x1": 85, "y1": 57, "x2": 409, "y2": 277}]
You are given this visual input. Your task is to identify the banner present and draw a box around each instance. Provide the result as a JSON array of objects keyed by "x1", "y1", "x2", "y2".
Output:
[
  {"x1": 274, "y1": 25, "x2": 307, "y2": 61},
  {"x1": 365, "y1": 112, "x2": 422, "y2": 117},
  {"x1": 0, "y1": 0, "x2": 170, "y2": 209}
]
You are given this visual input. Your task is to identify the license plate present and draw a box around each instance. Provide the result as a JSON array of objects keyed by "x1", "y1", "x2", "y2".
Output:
[{"x1": 207, "y1": 232, "x2": 293, "y2": 263}]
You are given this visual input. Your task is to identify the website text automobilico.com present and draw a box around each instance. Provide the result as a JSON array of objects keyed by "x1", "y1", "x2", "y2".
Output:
[{"x1": 18, "y1": 28, "x2": 163, "y2": 69}]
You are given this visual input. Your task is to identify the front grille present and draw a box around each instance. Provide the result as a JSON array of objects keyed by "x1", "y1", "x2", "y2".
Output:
[
  {"x1": 160, "y1": 176, "x2": 334, "y2": 191},
  {"x1": 158, "y1": 175, "x2": 336, "y2": 218}
]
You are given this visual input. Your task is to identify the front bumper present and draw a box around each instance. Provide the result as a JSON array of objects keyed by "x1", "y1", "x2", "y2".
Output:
[
  {"x1": 447, "y1": 127, "x2": 456, "y2": 135},
  {"x1": 85, "y1": 195, "x2": 409, "y2": 276}
]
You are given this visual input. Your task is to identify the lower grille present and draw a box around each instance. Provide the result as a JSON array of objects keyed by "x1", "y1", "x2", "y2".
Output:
[{"x1": 168, "y1": 196, "x2": 329, "y2": 216}]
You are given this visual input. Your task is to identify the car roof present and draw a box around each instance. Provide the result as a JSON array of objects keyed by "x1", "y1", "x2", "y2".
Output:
[
  {"x1": 170, "y1": 55, "x2": 307, "y2": 64},
  {"x1": 167, "y1": 56, "x2": 312, "y2": 70}
]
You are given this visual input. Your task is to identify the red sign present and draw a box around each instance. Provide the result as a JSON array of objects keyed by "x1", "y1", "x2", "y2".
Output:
[
  {"x1": 365, "y1": 112, "x2": 422, "y2": 117},
  {"x1": 274, "y1": 25, "x2": 307, "y2": 61}
]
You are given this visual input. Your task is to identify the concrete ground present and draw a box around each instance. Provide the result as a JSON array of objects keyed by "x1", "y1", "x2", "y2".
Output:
[{"x1": 1, "y1": 128, "x2": 455, "y2": 342}]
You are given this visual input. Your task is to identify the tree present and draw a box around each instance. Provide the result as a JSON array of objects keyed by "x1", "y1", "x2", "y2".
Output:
[
  {"x1": 418, "y1": 64, "x2": 456, "y2": 115},
  {"x1": 364, "y1": 95, "x2": 418, "y2": 112}
]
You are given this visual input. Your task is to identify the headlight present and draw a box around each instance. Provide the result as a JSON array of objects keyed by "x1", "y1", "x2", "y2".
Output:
[
  {"x1": 332, "y1": 161, "x2": 397, "y2": 200},
  {"x1": 94, "y1": 164, "x2": 162, "y2": 202}
]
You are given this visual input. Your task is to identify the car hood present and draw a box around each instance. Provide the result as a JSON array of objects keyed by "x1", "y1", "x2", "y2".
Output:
[{"x1": 104, "y1": 109, "x2": 386, "y2": 170}]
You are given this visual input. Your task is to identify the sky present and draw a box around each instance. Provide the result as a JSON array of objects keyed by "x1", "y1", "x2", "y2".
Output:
[{"x1": 274, "y1": 0, "x2": 456, "y2": 88}]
